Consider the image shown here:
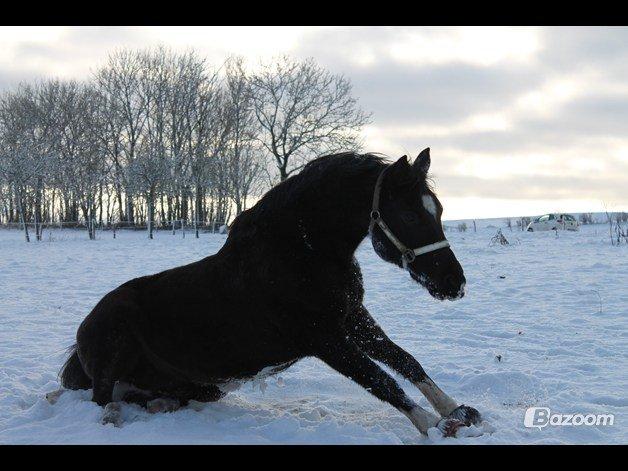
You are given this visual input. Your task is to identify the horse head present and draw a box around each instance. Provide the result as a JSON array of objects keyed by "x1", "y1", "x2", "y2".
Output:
[{"x1": 369, "y1": 148, "x2": 466, "y2": 301}]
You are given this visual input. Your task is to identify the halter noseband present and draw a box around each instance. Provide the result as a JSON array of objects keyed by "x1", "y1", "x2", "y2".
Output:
[{"x1": 369, "y1": 167, "x2": 450, "y2": 269}]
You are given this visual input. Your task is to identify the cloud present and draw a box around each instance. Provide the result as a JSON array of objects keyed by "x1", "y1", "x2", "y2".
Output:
[
  {"x1": 436, "y1": 172, "x2": 628, "y2": 201},
  {"x1": 538, "y1": 27, "x2": 628, "y2": 73},
  {"x1": 350, "y1": 60, "x2": 545, "y2": 126},
  {"x1": 296, "y1": 27, "x2": 541, "y2": 69}
]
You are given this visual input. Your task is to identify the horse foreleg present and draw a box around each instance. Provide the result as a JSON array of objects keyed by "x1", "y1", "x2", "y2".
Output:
[
  {"x1": 315, "y1": 334, "x2": 461, "y2": 436},
  {"x1": 346, "y1": 306, "x2": 481, "y2": 427}
]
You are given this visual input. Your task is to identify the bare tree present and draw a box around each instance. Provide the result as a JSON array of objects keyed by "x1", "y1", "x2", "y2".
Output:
[
  {"x1": 173, "y1": 55, "x2": 231, "y2": 237},
  {"x1": 130, "y1": 138, "x2": 168, "y2": 239},
  {"x1": 163, "y1": 49, "x2": 195, "y2": 230},
  {"x1": 250, "y1": 56, "x2": 370, "y2": 181},
  {"x1": 92, "y1": 77, "x2": 126, "y2": 225},
  {"x1": 136, "y1": 48, "x2": 172, "y2": 238},
  {"x1": 224, "y1": 57, "x2": 265, "y2": 215},
  {"x1": 47, "y1": 81, "x2": 109, "y2": 239},
  {"x1": 0, "y1": 84, "x2": 52, "y2": 241},
  {"x1": 95, "y1": 50, "x2": 148, "y2": 225}
]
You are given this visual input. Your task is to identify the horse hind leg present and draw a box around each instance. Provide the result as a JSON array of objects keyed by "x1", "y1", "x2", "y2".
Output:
[
  {"x1": 99, "y1": 388, "x2": 181, "y2": 426},
  {"x1": 76, "y1": 288, "x2": 144, "y2": 425},
  {"x1": 112, "y1": 381, "x2": 154, "y2": 407},
  {"x1": 146, "y1": 397, "x2": 182, "y2": 413},
  {"x1": 112, "y1": 381, "x2": 180, "y2": 414},
  {"x1": 148, "y1": 382, "x2": 226, "y2": 411},
  {"x1": 116, "y1": 383, "x2": 225, "y2": 415},
  {"x1": 116, "y1": 357, "x2": 226, "y2": 414},
  {"x1": 99, "y1": 382, "x2": 223, "y2": 426}
]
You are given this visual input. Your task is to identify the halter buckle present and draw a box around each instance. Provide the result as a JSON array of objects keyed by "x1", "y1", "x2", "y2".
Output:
[
  {"x1": 370, "y1": 210, "x2": 381, "y2": 221},
  {"x1": 402, "y1": 249, "x2": 416, "y2": 264}
]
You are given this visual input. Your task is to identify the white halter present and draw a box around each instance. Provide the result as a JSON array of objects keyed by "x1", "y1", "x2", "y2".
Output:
[{"x1": 369, "y1": 167, "x2": 450, "y2": 269}]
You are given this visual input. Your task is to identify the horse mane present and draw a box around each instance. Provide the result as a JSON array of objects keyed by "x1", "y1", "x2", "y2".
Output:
[
  {"x1": 301, "y1": 151, "x2": 387, "y2": 178},
  {"x1": 226, "y1": 152, "x2": 387, "y2": 246}
]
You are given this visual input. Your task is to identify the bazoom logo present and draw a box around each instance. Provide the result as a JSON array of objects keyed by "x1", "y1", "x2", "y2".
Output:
[{"x1": 524, "y1": 407, "x2": 614, "y2": 429}]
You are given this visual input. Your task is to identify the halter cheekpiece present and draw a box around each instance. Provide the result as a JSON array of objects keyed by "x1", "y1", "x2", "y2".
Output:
[{"x1": 369, "y1": 166, "x2": 451, "y2": 268}]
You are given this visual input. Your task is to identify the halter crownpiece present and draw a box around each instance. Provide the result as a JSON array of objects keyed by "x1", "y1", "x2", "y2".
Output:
[{"x1": 369, "y1": 166, "x2": 450, "y2": 269}]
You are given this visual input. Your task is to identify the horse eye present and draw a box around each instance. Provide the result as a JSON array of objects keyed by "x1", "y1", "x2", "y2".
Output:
[{"x1": 400, "y1": 211, "x2": 419, "y2": 224}]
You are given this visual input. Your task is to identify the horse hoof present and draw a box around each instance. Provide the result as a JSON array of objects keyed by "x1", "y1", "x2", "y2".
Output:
[
  {"x1": 147, "y1": 398, "x2": 180, "y2": 414},
  {"x1": 45, "y1": 388, "x2": 65, "y2": 405},
  {"x1": 448, "y1": 404, "x2": 482, "y2": 427},
  {"x1": 436, "y1": 418, "x2": 465, "y2": 437},
  {"x1": 101, "y1": 402, "x2": 122, "y2": 427}
]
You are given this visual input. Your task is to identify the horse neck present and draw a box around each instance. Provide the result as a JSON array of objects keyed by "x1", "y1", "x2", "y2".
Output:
[{"x1": 297, "y1": 165, "x2": 383, "y2": 262}]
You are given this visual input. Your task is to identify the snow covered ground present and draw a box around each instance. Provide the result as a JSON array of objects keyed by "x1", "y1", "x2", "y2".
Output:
[{"x1": 0, "y1": 223, "x2": 626, "y2": 444}]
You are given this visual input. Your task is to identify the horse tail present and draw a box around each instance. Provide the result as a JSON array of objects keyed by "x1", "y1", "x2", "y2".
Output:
[{"x1": 59, "y1": 344, "x2": 91, "y2": 390}]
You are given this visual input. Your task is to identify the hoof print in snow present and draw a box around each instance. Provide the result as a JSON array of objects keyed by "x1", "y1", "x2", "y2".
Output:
[
  {"x1": 147, "y1": 398, "x2": 180, "y2": 414},
  {"x1": 448, "y1": 404, "x2": 482, "y2": 427},
  {"x1": 45, "y1": 388, "x2": 65, "y2": 405},
  {"x1": 101, "y1": 402, "x2": 122, "y2": 427}
]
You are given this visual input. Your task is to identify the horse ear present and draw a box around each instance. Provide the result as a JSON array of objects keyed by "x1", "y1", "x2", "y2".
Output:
[
  {"x1": 387, "y1": 155, "x2": 414, "y2": 188},
  {"x1": 413, "y1": 147, "x2": 431, "y2": 177}
]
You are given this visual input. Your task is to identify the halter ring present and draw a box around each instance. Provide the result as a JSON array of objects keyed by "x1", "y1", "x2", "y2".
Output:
[{"x1": 402, "y1": 249, "x2": 416, "y2": 264}]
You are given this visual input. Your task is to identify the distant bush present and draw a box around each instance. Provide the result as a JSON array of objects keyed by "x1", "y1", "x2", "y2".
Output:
[
  {"x1": 517, "y1": 217, "x2": 531, "y2": 231},
  {"x1": 579, "y1": 213, "x2": 594, "y2": 225},
  {"x1": 611, "y1": 215, "x2": 628, "y2": 246},
  {"x1": 605, "y1": 211, "x2": 628, "y2": 246},
  {"x1": 616, "y1": 223, "x2": 628, "y2": 245},
  {"x1": 457, "y1": 222, "x2": 468, "y2": 232},
  {"x1": 489, "y1": 229, "x2": 510, "y2": 246}
]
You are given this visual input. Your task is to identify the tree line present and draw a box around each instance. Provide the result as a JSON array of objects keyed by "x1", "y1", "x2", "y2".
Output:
[{"x1": 0, "y1": 47, "x2": 369, "y2": 240}]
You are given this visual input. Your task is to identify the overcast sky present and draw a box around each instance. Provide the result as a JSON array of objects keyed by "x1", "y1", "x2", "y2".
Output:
[{"x1": 1, "y1": 26, "x2": 627, "y2": 219}]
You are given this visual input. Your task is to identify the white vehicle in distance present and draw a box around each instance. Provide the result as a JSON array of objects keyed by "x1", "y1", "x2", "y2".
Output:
[{"x1": 526, "y1": 213, "x2": 579, "y2": 232}]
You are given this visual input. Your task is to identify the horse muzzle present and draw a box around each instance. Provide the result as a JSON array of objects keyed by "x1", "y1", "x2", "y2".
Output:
[{"x1": 410, "y1": 270, "x2": 466, "y2": 301}]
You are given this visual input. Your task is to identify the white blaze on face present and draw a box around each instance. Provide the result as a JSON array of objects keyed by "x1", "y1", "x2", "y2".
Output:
[{"x1": 422, "y1": 194, "x2": 438, "y2": 218}]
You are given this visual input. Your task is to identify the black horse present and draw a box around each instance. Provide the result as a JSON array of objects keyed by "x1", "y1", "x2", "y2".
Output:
[{"x1": 58, "y1": 148, "x2": 481, "y2": 436}]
